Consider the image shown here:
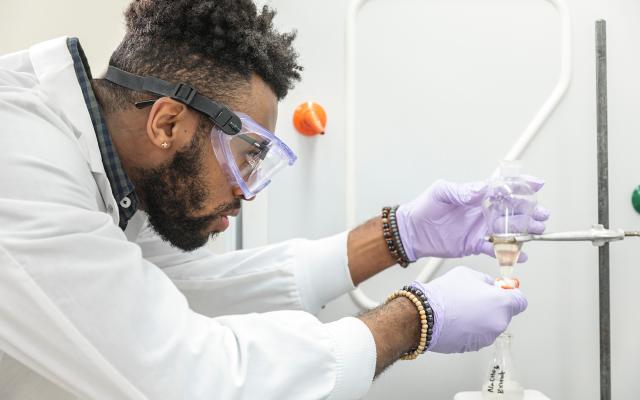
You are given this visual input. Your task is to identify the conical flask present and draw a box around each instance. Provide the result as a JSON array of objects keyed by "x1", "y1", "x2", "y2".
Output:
[{"x1": 481, "y1": 333, "x2": 524, "y2": 399}]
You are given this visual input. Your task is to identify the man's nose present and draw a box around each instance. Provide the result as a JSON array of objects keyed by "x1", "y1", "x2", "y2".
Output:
[{"x1": 232, "y1": 186, "x2": 256, "y2": 201}]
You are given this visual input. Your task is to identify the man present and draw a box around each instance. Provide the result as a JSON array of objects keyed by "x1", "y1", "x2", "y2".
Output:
[{"x1": 0, "y1": 0, "x2": 549, "y2": 399}]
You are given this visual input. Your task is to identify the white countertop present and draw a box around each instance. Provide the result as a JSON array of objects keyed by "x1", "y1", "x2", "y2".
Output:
[{"x1": 454, "y1": 390, "x2": 550, "y2": 400}]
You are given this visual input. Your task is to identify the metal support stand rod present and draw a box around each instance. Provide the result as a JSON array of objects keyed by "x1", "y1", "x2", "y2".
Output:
[{"x1": 596, "y1": 19, "x2": 611, "y2": 400}]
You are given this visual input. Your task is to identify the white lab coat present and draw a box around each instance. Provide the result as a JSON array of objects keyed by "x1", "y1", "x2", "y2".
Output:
[{"x1": 0, "y1": 37, "x2": 376, "y2": 400}]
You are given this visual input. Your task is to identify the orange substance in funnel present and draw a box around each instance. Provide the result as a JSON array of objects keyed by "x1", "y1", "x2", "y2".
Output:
[{"x1": 293, "y1": 102, "x2": 327, "y2": 136}]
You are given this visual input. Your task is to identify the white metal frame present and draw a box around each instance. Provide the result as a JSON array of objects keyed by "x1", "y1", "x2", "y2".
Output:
[{"x1": 346, "y1": 0, "x2": 573, "y2": 310}]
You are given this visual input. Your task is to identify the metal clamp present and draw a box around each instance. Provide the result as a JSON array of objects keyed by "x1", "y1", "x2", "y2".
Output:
[{"x1": 488, "y1": 224, "x2": 640, "y2": 247}]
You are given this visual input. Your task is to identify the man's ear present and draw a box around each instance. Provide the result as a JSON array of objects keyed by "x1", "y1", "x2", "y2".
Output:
[{"x1": 145, "y1": 97, "x2": 194, "y2": 150}]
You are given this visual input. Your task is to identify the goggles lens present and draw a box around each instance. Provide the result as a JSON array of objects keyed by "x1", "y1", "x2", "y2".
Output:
[{"x1": 211, "y1": 114, "x2": 296, "y2": 198}]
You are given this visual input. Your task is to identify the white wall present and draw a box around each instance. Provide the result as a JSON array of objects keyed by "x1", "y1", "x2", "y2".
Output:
[
  {"x1": 267, "y1": 0, "x2": 640, "y2": 399},
  {"x1": 0, "y1": 0, "x2": 131, "y2": 77},
  {"x1": 3, "y1": 1, "x2": 640, "y2": 399}
]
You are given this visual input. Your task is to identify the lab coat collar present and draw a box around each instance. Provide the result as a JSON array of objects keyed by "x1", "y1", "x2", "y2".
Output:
[
  {"x1": 28, "y1": 36, "x2": 106, "y2": 175},
  {"x1": 28, "y1": 36, "x2": 120, "y2": 226}
]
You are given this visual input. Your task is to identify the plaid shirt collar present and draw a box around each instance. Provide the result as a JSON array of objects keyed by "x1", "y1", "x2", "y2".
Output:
[{"x1": 67, "y1": 37, "x2": 139, "y2": 230}]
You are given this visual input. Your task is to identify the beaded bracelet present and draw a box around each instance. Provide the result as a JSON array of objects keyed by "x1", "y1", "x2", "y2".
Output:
[
  {"x1": 402, "y1": 284, "x2": 434, "y2": 354},
  {"x1": 381, "y1": 206, "x2": 411, "y2": 268},
  {"x1": 389, "y1": 207, "x2": 412, "y2": 263},
  {"x1": 385, "y1": 289, "x2": 430, "y2": 360}
]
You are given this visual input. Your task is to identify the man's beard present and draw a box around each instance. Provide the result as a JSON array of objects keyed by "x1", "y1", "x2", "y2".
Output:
[{"x1": 132, "y1": 132, "x2": 240, "y2": 252}]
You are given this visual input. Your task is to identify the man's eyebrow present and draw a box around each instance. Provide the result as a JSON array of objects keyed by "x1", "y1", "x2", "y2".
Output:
[{"x1": 238, "y1": 135, "x2": 269, "y2": 150}]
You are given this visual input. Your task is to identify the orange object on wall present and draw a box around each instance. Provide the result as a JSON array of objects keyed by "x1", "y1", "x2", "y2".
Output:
[{"x1": 293, "y1": 102, "x2": 327, "y2": 136}]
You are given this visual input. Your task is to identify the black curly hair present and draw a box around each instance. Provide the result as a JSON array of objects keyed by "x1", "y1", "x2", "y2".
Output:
[{"x1": 93, "y1": 0, "x2": 302, "y2": 113}]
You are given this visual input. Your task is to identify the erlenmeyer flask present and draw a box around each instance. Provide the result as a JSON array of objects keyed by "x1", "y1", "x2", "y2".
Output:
[
  {"x1": 482, "y1": 161, "x2": 537, "y2": 279},
  {"x1": 481, "y1": 333, "x2": 524, "y2": 399}
]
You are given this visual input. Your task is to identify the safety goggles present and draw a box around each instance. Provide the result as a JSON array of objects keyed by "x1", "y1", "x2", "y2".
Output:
[
  {"x1": 104, "y1": 67, "x2": 297, "y2": 198},
  {"x1": 210, "y1": 113, "x2": 296, "y2": 199}
]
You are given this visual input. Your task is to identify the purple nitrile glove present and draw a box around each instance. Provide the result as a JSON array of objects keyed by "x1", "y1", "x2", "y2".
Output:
[
  {"x1": 396, "y1": 178, "x2": 550, "y2": 261},
  {"x1": 412, "y1": 266, "x2": 528, "y2": 353}
]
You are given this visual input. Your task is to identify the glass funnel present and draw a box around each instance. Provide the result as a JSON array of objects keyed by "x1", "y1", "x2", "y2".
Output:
[{"x1": 482, "y1": 161, "x2": 537, "y2": 280}]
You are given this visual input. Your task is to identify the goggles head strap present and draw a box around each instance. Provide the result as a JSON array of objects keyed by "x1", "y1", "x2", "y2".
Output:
[{"x1": 104, "y1": 66, "x2": 242, "y2": 136}]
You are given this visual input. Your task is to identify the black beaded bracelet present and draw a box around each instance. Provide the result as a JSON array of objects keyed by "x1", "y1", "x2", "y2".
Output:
[
  {"x1": 389, "y1": 207, "x2": 411, "y2": 263},
  {"x1": 402, "y1": 284, "x2": 435, "y2": 353},
  {"x1": 381, "y1": 206, "x2": 412, "y2": 268}
]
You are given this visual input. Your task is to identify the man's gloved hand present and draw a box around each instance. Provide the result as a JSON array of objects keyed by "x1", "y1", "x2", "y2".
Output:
[
  {"x1": 413, "y1": 266, "x2": 527, "y2": 353},
  {"x1": 396, "y1": 178, "x2": 550, "y2": 261}
]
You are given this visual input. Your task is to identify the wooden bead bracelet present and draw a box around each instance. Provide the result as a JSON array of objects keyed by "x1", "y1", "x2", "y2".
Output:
[{"x1": 385, "y1": 289, "x2": 431, "y2": 360}]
